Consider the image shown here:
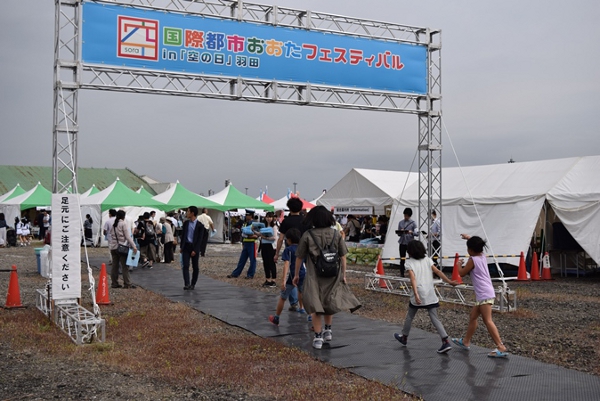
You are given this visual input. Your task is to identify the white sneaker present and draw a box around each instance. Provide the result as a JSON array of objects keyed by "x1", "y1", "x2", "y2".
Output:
[
  {"x1": 313, "y1": 336, "x2": 323, "y2": 349},
  {"x1": 323, "y1": 329, "x2": 332, "y2": 342}
]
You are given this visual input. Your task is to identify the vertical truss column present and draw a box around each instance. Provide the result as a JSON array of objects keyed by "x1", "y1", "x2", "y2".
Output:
[
  {"x1": 417, "y1": 29, "x2": 442, "y2": 261},
  {"x1": 53, "y1": 0, "x2": 80, "y2": 193}
]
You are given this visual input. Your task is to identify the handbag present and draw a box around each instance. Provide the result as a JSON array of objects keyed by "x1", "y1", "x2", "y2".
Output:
[
  {"x1": 114, "y1": 225, "x2": 130, "y2": 255},
  {"x1": 117, "y1": 244, "x2": 130, "y2": 255}
]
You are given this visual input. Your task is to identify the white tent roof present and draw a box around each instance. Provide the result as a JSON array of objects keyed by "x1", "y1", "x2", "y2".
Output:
[
  {"x1": 380, "y1": 156, "x2": 600, "y2": 266},
  {"x1": 317, "y1": 168, "x2": 418, "y2": 215}
]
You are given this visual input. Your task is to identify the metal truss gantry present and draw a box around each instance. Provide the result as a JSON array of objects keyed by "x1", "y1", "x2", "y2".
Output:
[
  {"x1": 54, "y1": 2, "x2": 442, "y2": 215},
  {"x1": 53, "y1": 0, "x2": 442, "y2": 293}
]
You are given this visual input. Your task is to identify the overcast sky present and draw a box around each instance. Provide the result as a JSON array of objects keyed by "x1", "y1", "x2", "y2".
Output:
[{"x1": 1, "y1": 0, "x2": 599, "y2": 200}]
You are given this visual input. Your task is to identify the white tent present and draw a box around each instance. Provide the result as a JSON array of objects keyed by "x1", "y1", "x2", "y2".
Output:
[
  {"x1": 547, "y1": 156, "x2": 600, "y2": 267},
  {"x1": 380, "y1": 156, "x2": 600, "y2": 269},
  {"x1": 317, "y1": 168, "x2": 418, "y2": 215}
]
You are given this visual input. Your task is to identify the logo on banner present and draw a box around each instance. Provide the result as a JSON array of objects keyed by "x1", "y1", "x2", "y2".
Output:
[{"x1": 118, "y1": 16, "x2": 159, "y2": 61}]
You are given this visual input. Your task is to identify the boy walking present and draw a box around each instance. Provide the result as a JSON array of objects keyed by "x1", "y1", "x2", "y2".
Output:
[
  {"x1": 394, "y1": 240, "x2": 458, "y2": 353},
  {"x1": 269, "y1": 228, "x2": 305, "y2": 326}
]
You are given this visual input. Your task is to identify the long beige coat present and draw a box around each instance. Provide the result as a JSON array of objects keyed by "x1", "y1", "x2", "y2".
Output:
[{"x1": 296, "y1": 227, "x2": 362, "y2": 315}]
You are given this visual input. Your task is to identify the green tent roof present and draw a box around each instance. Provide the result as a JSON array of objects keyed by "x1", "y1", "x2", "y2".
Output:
[
  {"x1": 152, "y1": 182, "x2": 222, "y2": 211},
  {"x1": 207, "y1": 184, "x2": 274, "y2": 211},
  {"x1": 80, "y1": 179, "x2": 167, "y2": 212},
  {"x1": 0, "y1": 184, "x2": 26, "y2": 203},
  {"x1": 1, "y1": 182, "x2": 52, "y2": 210},
  {"x1": 136, "y1": 186, "x2": 154, "y2": 199},
  {"x1": 81, "y1": 185, "x2": 100, "y2": 198}
]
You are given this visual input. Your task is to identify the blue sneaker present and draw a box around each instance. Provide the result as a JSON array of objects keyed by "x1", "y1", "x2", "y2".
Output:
[
  {"x1": 298, "y1": 308, "x2": 306, "y2": 314},
  {"x1": 307, "y1": 315, "x2": 312, "y2": 322},
  {"x1": 451, "y1": 338, "x2": 470, "y2": 350},
  {"x1": 437, "y1": 340, "x2": 452, "y2": 354}
]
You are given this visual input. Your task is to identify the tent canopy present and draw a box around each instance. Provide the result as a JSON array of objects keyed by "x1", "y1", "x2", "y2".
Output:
[
  {"x1": 152, "y1": 181, "x2": 221, "y2": 211},
  {"x1": 379, "y1": 156, "x2": 600, "y2": 266},
  {"x1": 136, "y1": 185, "x2": 154, "y2": 199},
  {"x1": 258, "y1": 193, "x2": 275, "y2": 204},
  {"x1": 80, "y1": 179, "x2": 166, "y2": 212},
  {"x1": 0, "y1": 184, "x2": 26, "y2": 203},
  {"x1": 1, "y1": 182, "x2": 52, "y2": 210},
  {"x1": 270, "y1": 194, "x2": 314, "y2": 211},
  {"x1": 317, "y1": 168, "x2": 418, "y2": 215},
  {"x1": 207, "y1": 184, "x2": 274, "y2": 211},
  {"x1": 80, "y1": 184, "x2": 100, "y2": 199}
]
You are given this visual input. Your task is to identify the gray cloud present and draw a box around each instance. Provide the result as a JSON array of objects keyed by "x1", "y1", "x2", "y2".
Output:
[{"x1": 1, "y1": 0, "x2": 599, "y2": 200}]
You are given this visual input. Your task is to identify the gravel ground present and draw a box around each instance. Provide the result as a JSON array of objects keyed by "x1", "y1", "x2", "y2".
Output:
[{"x1": 1, "y1": 241, "x2": 599, "y2": 400}]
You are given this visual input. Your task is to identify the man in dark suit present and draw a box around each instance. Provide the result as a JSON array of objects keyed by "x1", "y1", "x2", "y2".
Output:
[{"x1": 180, "y1": 206, "x2": 205, "y2": 290}]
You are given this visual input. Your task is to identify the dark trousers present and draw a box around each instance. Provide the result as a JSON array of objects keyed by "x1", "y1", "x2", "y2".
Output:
[
  {"x1": 110, "y1": 249, "x2": 132, "y2": 287},
  {"x1": 399, "y1": 244, "x2": 408, "y2": 276},
  {"x1": 199, "y1": 229, "x2": 209, "y2": 256},
  {"x1": 181, "y1": 243, "x2": 200, "y2": 287},
  {"x1": 164, "y1": 241, "x2": 174, "y2": 263},
  {"x1": 260, "y1": 243, "x2": 276, "y2": 279}
]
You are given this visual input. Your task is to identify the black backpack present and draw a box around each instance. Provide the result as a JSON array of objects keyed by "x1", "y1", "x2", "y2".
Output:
[
  {"x1": 145, "y1": 221, "x2": 156, "y2": 240},
  {"x1": 307, "y1": 229, "x2": 340, "y2": 278}
]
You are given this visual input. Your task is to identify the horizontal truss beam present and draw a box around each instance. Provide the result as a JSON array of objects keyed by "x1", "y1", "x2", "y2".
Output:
[
  {"x1": 81, "y1": 65, "x2": 424, "y2": 113},
  {"x1": 96, "y1": 0, "x2": 437, "y2": 45}
]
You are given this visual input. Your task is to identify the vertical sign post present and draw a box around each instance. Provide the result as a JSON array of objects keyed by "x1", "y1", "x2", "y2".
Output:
[{"x1": 51, "y1": 194, "x2": 82, "y2": 301}]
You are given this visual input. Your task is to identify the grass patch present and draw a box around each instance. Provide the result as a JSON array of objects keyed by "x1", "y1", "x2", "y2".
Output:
[{"x1": 0, "y1": 290, "x2": 415, "y2": 400}]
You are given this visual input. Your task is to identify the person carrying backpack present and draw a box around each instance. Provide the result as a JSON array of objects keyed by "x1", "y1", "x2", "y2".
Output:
[
  {"x1": 137, "y1": 212, "x2": 156, "y2": 268},
  {"x1": 293, "y1": 206, "x2": 362, "y2": 350}
]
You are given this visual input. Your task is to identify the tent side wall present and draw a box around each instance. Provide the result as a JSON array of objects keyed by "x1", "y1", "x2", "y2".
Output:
[
  {"x1": 382, "y1": 198, "x2": 546, "y2": 269},
  {"x1": 207, "y1": 210, "x2": 224, "y2": 243}
]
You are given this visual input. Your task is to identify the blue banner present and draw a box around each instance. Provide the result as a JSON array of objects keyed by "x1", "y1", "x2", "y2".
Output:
[{"x1": 82, "y1": 2, "x2": 427, "y2": 94}]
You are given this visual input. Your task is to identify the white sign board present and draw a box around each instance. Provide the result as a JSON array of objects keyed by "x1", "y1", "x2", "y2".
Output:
[
  {"x1": 51, "y1": 194, "x2": 82, "y2": 300},
  {"x1": 333, "y1": 206, "x2": 374, "y2": 215}
]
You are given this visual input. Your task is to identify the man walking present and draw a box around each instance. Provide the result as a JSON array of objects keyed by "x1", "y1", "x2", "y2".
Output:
[{"x1": 180, "y1": 206, "x2": 205, "y2": 290}]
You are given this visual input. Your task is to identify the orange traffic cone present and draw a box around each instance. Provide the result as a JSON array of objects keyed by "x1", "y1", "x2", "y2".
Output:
[
  {"x1": 542, "y1": 252, "x2": 553, "y2": 280},
  {"x1": 530, "y1": 251, "x2": 540, "y2": 281},
  {"x1": 375, "y1": 256, "x2": 387, "y2": 288},
  {"x1": 96, "y1": 263, "x2": 110, "y2": 305},
  {"x1": 5, "y1": 265, "x2": 24, "y2": 308},
  {"x1": 517, "y1": 251, "x2": 529, "y2": 281},
  {"x1": 451, "y1": 253, "x2": 463, "y2": 284}
]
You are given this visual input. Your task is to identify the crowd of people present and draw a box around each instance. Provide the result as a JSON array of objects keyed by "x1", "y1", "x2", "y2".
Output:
[{"x1": 5, "y1": 200, "x2": 507, "y2": 357}]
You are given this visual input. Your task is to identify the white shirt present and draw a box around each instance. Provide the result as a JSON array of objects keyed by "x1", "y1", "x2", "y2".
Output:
[
  {"x1": 197, "y1": 213, "x2": 213, "y2": 230},
  {"x1": 405, "y1": 256, "x2": 439, "y2": 306},
  {"x1": 103, "y1": 216, "x2": 116, "y2": 241}
]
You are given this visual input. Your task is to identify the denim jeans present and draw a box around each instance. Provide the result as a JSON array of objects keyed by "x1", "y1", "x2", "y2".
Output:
[{"x1": 230, "y1": 241, "x2": 257, "y2": 278}]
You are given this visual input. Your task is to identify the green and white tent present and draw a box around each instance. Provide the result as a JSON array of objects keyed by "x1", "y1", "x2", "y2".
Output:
[
  {"x1": 206, "y1": 184, "x2": 274, "y2": 212},
  {"x1": 136, "y1": 185, "x2": 154, "y2": 199},
  {"x1": 80, "y1": 179, "x2": 166, "y2": 212},
  {"x1": 152, "y1": 181, "x2": 221, "y2": 211},
  {"x1": 80, "y1": 184, "x2": 100, "y2": 199},
  {"x1": 0, "y1": 182, "x2": 52, "y2": 228},
  {"x1": 80, "y1": 179, "x2": 167, "y2": 245},
  {"x1": 0, "y1": 183, "x2": 26, "y2": 203}
]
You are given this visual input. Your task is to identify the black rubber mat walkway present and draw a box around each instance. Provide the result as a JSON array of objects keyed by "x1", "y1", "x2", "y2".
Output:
[{"x1": 108, "y1": 261, "x2": 600, "y2": 401}]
